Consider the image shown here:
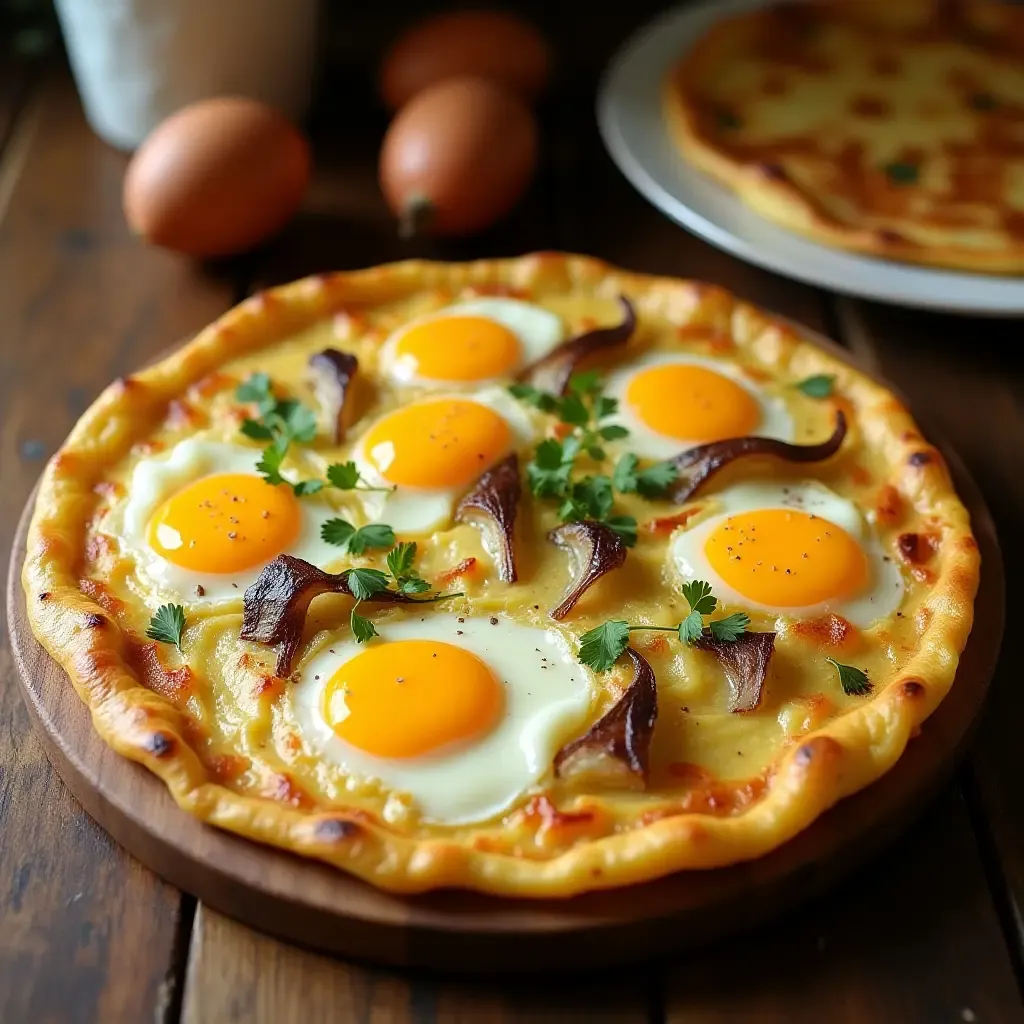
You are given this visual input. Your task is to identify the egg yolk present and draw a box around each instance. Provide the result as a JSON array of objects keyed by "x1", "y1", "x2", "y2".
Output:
[
  {"x1": 322, "y1": 640, "x2": 504, "y2": 758},
  {"x1": 625, "y1": 364, "x2": 761, "y2": 442},
  {"x1": 147, "y1": 472, "x2": 300, "y2": 573},
  {"x1": 704, "y1": 509, "x2": 869, "y2": 607},
  {"x1": 396, "y1": 316, "x2": 522, "y2": 381},
  {"x1": 363, "y1": 398, "x2": 511, "y2": 489}
]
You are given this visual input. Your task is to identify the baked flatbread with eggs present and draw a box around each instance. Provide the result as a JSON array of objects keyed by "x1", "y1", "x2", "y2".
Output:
[
  {"x1": 23, "y1": 254, "x2": 978, "y2": 896},
  {"x1": 664, "y1": 0, "x2": 1024, "y2": 272}
]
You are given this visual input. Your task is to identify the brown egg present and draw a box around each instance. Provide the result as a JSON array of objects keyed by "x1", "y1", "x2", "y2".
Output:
[
  {"x1": 379, "y1": 77, "x2": 538, "y2": 238},
  {"x1": 123, "y1": 97, "x2": 310, "y2": 257},
  {"x1": 380, "y1": 10, "x2": 551, "y2": 111}
]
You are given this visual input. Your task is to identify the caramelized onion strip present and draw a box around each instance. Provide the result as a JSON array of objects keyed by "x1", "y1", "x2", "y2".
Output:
[
  {"x1": 548, "y1": 521, "x2": 626, "y2": 620},
  {"x1": 696, "y1": 631, "x2": 776, "y2": 712},
  {"x1": 308, "y1": 348, "x2": 358, "y2": 443},
  {"x1": 455, "y1": 453, "x2": 520, "y2": 583}
]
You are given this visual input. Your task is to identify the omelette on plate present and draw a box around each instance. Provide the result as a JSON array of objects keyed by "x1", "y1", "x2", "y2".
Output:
[
  {"x1": 664, "y1": 0, "x2": 1024, "y2": 272},
  {"x1": 23, "y1": 254, "x2": 978, "y2": 896}
]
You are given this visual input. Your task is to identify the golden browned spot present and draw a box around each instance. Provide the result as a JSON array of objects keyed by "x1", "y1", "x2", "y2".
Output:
[
  {"x1": 313, "y1": 817, "x2": 361, "y2": 843},
  {"x1": 757, "y1": 162, "x2": 788, "y2": 181},
  {"x1": 124, "y1": 639, "x2": 194, "y2": 702},
  {"x1": 520, "y1": 795, "x2": 596, "y2": 835},
  {"x1": 267, "y1": 772, "x2": 315, "y2": 810},
  {"x1": 131, "y1": 440, "x2": 165, "y2": 457},
  {"x1": 93, "y1": 480, "x2": 125, "y2": 500},
  {"x1": 875, "y1": 484, "x2": 905, "y2": 526},
  {"x1": 849, "y1": 464, "x2": 872, "y2": 486},
  {"x1": 761, "y1": 73, "x2": 788, "y2": 97},
  {"x1": 645, "y1": 507, "x2": 704, "y2": 536},
  {"x1": 165, "y1": 398, "x2": 205, "y2": 430},
  {"x1": 897, "y1": 532, "x2": 939, "y2": 565},
  {"x1": 850, "y1": 95, "x2": 890, "y2": 118},
  {"x1": 649, "y1": 770, "x2": 769, "y2": 820},
  {"x1": 52, "y1": 451, "x2": 79, "y2": 475},
  {"x1": 143, "y1": 732, "x2": 175, "y2": 757},
  {"x1": 901, "y1": 679, "x2": 926, "y2": 699},
  {"x1": 205, "y1": 753, "x2": 250, "y2": 783},
  {"x1": 188, "y1": 372, "x2": 235, "y2": 400},
  {"x1": 254, "y1": 675, "x2": 285, "y2": 700},
  {"x1": 112, "y1": 375, "x2": 143, "y2": 395},
  {"x1": 676, "y1": 324, "x2": 735, "y2": 352},
  {"x1": 792, "y1": 613, "x2": 860, "y2": 652},
  {"x1": 79, "y1": 577, "x2": 125, "y2": 617},
  {"x1": 635, "y1": 632, "x2": 671, "y2": 657},
  {"x1": 85, "y1": 532, "x2": 116, "y2": 564},
  {"x1": 911, "y1": 566, "x2": 936, "y2": 584},
  {"x1": 959, "y1": 536, "x2": 979, "y2": 553},
  {"x1": 436, "y1": 557, "x2": 478, "y2": 586}
]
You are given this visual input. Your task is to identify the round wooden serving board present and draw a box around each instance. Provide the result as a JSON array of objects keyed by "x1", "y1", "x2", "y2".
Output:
[{"x1": 7, "y1": 365, "x2": 1004, "y2": 974}]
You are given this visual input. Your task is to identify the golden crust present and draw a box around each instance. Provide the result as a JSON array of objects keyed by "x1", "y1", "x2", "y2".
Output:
[
  {"x1": 664, "y1": 0, "x2": 1024, "y2": 273},
  {"x1": 22, "y1": 253, "x2": 979, "y2": 896}
]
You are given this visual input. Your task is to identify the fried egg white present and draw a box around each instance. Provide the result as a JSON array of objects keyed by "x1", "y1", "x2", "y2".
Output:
[
  {"x1": 292, "y1": 615, "x2": 592, "y2": 825},
  {"x1": 113, "y1": 439, "x2": 341, "y2": 606},
  {"x1": 604, "y1": 352, "x2": 793, "y2": 459},
  {"x1": 350, "y1": 387, "x2": 534, "y2": 534},
  {"x1": 378, "y1": 298, "x2": 563, "y2": 388},
  {"x1": 671, "y1": 481, "x2": 904, "y2": 627}
]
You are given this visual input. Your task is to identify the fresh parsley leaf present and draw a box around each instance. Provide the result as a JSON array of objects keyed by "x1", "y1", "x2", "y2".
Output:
[
  {"x1": 708, "y1": 612, "x2": 751, "y2": 642},
  {"x1": 635, "y1": 461, "x2": 678, "y2": 499},
  {"x1": 613, "y1": 453, "x2": 639, "y2": 493},
  {"x1": 578, "y1": 620, "x2": 631, "y2": 672},
  {"x1": 575, "y1": 476, "x2": 615, "y2": 520},
  {"x1": 826, "y1": 658, "x2": 873, "y2": 696},
  {"x1": 586, "y1": 445, "x2": 606, "y2": 461},
  {"x1": 255, "y1": 444, "x2": 287, "y2": 486},
  {"x1": 239, "y1": 418, "x2": 274, "y2": 441},
  {"x1": 398, "y1": 577, "x2": 431, "y2": 595},
  {"x1": 346, "y1": 567, "x2": 390, "y2": 601},
  {"x1": 350, "y1": 609, "x2": 379, "y2": 643},
  {"x1": 594, "y1": 395, "x2": 618, "y2": 420},
  {"x1": 678, "y1": 609, "x2": 705, "y2": 646},
  {"x1": 681, "y1": 579, "x2": 717, "y2": 617},
  {"x1": 292, "y1": 479, "x2": 324, "y2": 497},
  {"x1": 348, "y1": 523, "x2": 396, "y2": 555},
  {"x1": 386, "y1": 541, "x2": 417, "y2": 580},
  {"x1": 568, "y1": 370, "x2": 601, "y2": 396},
  {"x1": 321, "y1": 518, "x2": 356, "y2": 547},
  {"x1": 236, "y1": 372, "x2": 273, "y2": 408},
  {"x1": 146, "y1": 604, "x2": 186, "y2": 651},
  {"x1": 604, "y1": 514, "x2": 638, "y2": 548},
  {"x1": 273, "y1": 399, "x2": 318, "y2": 443},
  {"x1": 508, "y1": 383, "x2": 558, "y2": 413},
  {"x1": 527, "y1": 438, "x2": 574, "y2": 497},
  {"x1": 599, "y1": 424, "x2": 629, "y2": 441},
  {"x1": 321, "y1": 519, "x2": 395, "y2": 555},
  {"x1": 326, "y1": 461, "x2": 361, "y2": 490},
  {"x1": 558, "y1": 393, "x2": 590, "y2": 427},
  {"x1": 795, "y1": 374, "x2": 836, "y2": 399}
]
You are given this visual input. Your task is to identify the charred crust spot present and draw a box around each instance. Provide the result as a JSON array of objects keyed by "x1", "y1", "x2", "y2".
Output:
[
  {"x1": 908, "y1": 451, "x2": 933, "y2": 467},
  {"x1": 795, "y1": 743, "x2": 817, "y2": 767},
  {"x1": 591, "y1": 867, "x2": 602, "y2": 878},
  {"x1": 901, "y1": 679, "x2": 926, "y2": 699},
  {"x1": 38, "y1": 591, "x2": 51, "y2": 602},
  {"x1": 83, "y1": 612, "x2": 106, "y2": 628},
  {"x1": 144, "y1": 732, "x2": 174, "y2": 757},
  {"x1": 877, "y1": 229, "x2": 905, "y2": 245},
  {"x1": 313, "y1": 818, "x2": 361, "y2": 842},
  {"x1": 757, "y1": 162, "x2": 787, "y2": 181},
  {"x1": 897, "y1": 532, "x2": 937, "y2": 565}
]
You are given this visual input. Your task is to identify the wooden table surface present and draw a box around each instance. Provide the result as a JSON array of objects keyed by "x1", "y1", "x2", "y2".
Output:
[{"x1": 2, "y1": 8, "x2": 1024, "y2": 1022}]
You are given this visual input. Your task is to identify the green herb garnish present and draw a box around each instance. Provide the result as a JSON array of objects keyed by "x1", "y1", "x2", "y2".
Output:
[
  {"x1": 146, "y1": 603, "x2": 187, "y2": 652},
  {"x1": 826, "y1": 658, "x2": 873, "y2": 696},
  {"x1": 794, "y1": 374, "x2": 836, "y2": 399},
  {"x1": 577, "y1": 581, "x2": 750, "y2": 671},
  {"x1": 321, "y1": 519, "x2": 396, "y2": 555}
]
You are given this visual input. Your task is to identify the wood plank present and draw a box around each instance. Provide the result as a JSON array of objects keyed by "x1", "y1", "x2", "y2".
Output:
[
  {"x1": 666, "y1": 789, "x2": 1023, "y2": 1024},
  {"x1": 556, "y1": 84, "x2": 1024, "y2": 1022},
  {"x1": 834, "y1": 298, "x2": 1024, "y2": 958},
  {"x1": 183, "y1": 906, "x2": 652, "y2": 1024},
  {"x1": 0, "y1": 67, "x2": 241, "y2": 1023}
]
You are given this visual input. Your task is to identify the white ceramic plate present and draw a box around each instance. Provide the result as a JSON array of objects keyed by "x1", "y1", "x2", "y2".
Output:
[{"x1": 597, "y1": 0, "x2": 1024, "y2": 316}]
